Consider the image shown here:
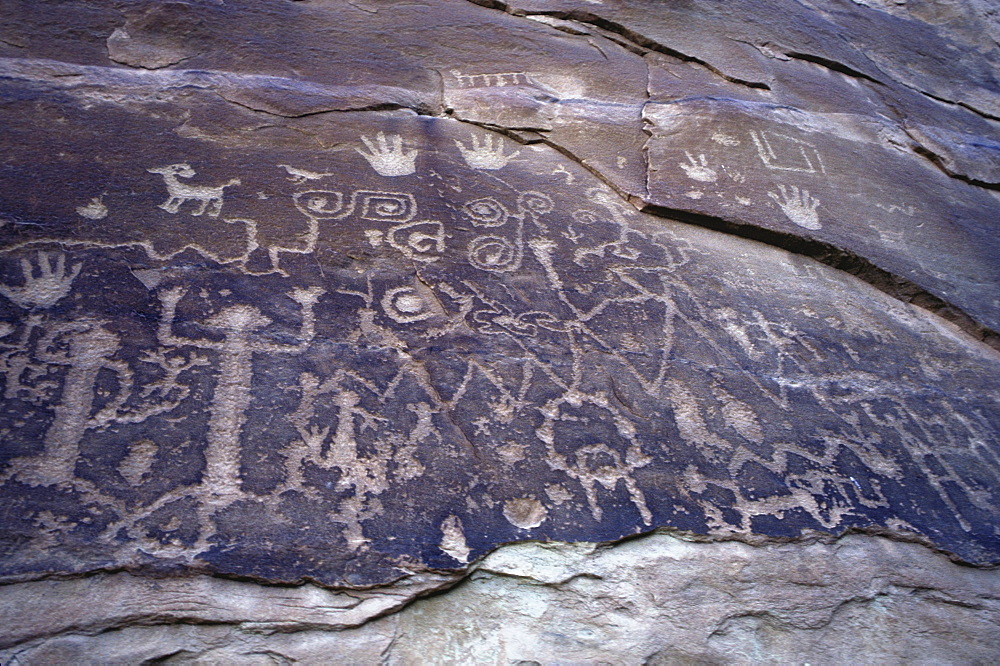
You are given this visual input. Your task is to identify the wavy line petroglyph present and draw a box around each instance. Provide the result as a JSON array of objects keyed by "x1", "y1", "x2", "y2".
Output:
[{"x1": 0, "y1": 130, "x2": 997, "y2": 582}]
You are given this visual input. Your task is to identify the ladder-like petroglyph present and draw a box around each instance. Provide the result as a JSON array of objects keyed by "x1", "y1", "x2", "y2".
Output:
[{"x1": 1, "y1": 122, "x2": 997, "y2": 587}]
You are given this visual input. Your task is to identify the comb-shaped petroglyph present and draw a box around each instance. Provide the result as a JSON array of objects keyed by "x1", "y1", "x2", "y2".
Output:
[
  {"x1": 0, "y1": 124, "x2": 997, "y2": 587},
  {"x1": 450, "y1": 69, "x2": 534, "y2": 88}
]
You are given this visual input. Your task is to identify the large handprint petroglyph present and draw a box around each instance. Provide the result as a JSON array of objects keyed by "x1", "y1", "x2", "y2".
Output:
[
  {"x1": 769, "y1": 183, "x2": 822, "y2": 230},
  {"x1": 356, "y1": 132, "x2": 418, "y2": 177},
  {"x1": 0, "y1": 252, "x2": 81, "y2": 310},
  {"x1": 0, "y1": 124, "x2": 997, "y2": 588}
]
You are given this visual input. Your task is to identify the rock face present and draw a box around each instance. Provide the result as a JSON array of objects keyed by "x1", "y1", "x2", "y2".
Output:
[
  {"x1": 3, "y1": 534, "x2": 999, "y2": 663},
  {"x1": 0, "y1": 0, "x2": 998, "y2": 659}
]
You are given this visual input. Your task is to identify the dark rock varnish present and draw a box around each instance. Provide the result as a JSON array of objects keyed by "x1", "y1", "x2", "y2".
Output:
[{"x1": 0, "y1": 0, "x2": 998, "y2": 587}]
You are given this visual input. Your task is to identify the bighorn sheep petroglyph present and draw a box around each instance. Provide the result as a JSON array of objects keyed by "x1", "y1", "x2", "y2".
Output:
[{"x1": 148, "y1": 163, "x2": 241, "y2": 218}]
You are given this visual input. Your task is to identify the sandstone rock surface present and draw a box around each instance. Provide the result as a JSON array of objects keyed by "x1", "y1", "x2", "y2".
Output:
[
  {"x1": 0, "y1": 0, "x2": 998, "y2": 660},
  {"x1": 2, "y1": 533, "x2": 999, "y2": 664}
]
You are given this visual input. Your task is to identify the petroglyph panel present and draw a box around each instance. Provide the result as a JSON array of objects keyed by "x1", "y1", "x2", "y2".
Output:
[
  {"x1": 643, "y1": 96, "x2": 1000, "y2": 332},
  {"x1": 1, "y1": 84, "x2": 999, "y2": 587}
]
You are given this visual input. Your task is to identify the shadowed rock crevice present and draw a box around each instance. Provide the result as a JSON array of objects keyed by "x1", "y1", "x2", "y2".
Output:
[{"x1": 2, "y1": 533, "x2": 998, "y2": 663}]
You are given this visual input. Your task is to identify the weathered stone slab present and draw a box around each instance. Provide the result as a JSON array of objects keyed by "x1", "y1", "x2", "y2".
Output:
[
  {"x1": 1, "y1": 54, "x2": 998, "y2": 592},
  {"x1": 642, "y1": 95, "x2": 1000, "y2": 332},
  {"x1": 2, "y1": 534, "x2": 999, "y2": 663}
]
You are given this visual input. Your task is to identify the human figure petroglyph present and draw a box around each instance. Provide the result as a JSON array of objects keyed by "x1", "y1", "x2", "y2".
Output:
[
  {"x1": 768, "y1": 184, "x2": 822, "y2": 230},
  {"x1": 455, "y1": 133, "x2": 520, "y2": 170},
  {"x1": 1, "y1": 142, "x2": 998, "y2": 580},
  {"x1": 283, "y1": 361, "x2": 434, "y2": 549},
  {"x1": 3, "y1": 321, "x2": 120, "y2": 486},
  {"x1": 156, "y1": 285, "x2": 322, "y2": 496},
  {"x1": 678, "y1": 151, "x2": 718, "y2": 183},
  {"x1": 0, "y1": 252, "x2": 81, "y2": 310},
  {"x1": 148, "y1": 164, "x2": 240, "y2": 217},
  {"x1": 356, "y1": 132, "x2": 418, "y2": 177}
]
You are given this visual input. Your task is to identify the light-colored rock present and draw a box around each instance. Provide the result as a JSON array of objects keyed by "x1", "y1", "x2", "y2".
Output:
[{"x1": 2, "y1": 533, "x2": 997, "y2": 663}]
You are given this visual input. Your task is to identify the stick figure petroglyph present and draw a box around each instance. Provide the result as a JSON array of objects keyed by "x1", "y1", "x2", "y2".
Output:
[
  {"x1": 768, "y1": 184, "x2": 822, "y2": 230},
  {"x1": 678, "y1": 151, "x2": 718, "y2": 183},
  {"x1": 455, "y1": 133, "x2": 520, "y2": 170},
  {"x1": 356, "y1": 132, "x2": 418, "y2": 177},
  {"x1": 147, "y1": 164, "x2": 241, "y2": 218},
  {"x1": 0, "y1": 252, "x2": 81, "y2": 310},
  {"x1": 156, "y1": 285, "x2": 323, "y2": 497}
]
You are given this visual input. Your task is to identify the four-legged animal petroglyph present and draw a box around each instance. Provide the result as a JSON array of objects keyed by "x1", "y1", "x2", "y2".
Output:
[
  {"x1": 2, "y1": 126, "x2": 996, "y2": 577},
  {"x1": 148, "y1": 163, "x2": 241, "y2": 217}
]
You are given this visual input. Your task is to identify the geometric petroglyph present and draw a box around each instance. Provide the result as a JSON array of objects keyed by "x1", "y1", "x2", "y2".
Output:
[
  {"x1": 1, "y1": 125, "x2": 998, "y2": 590},
  {"x1": 750, "y1": 130, "x2": 827, "y2": 175}
]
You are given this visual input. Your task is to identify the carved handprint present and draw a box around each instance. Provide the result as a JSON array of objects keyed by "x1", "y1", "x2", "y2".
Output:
[
  {"x1": 678, "y1": 151, "x2": 718, "y2": 183},
  {"x1": 455, "y1": 133, "x2": 520, "y2": 170},
  {"x1": 0, "y1": 252, "x2": 82, "y2": 309},
  {"x1": 768, "y1": 184, "x2": 822, "y2": 230},
  {"x1": 355, "y1": 132, "x2": 418, "y2": 177}
]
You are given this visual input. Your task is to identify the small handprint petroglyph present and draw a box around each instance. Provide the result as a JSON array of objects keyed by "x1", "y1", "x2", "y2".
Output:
[
  {"x1": 356, "y1": 132, "x2": 418, "y2": 177},
  {"x1": 0, "y1": 252, "x2": 82, "y2": 309},
  {"x1": 455, "y1": 133, "x2": 520, "y2": 170},
  {"x1": 678, "y1": 151, "x2": 718, "y2": 183},
  {"x1": 768, "y1": 184, "x2": 822, "y2": 230}
]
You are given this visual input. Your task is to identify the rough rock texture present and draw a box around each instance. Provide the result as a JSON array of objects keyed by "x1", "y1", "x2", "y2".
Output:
[
  {"x1": 0, "y1": 0, "x2": 998, "y2": 660},
  {"x1": 2, "y1": 533, "x2": 999, "y2": 664}
]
